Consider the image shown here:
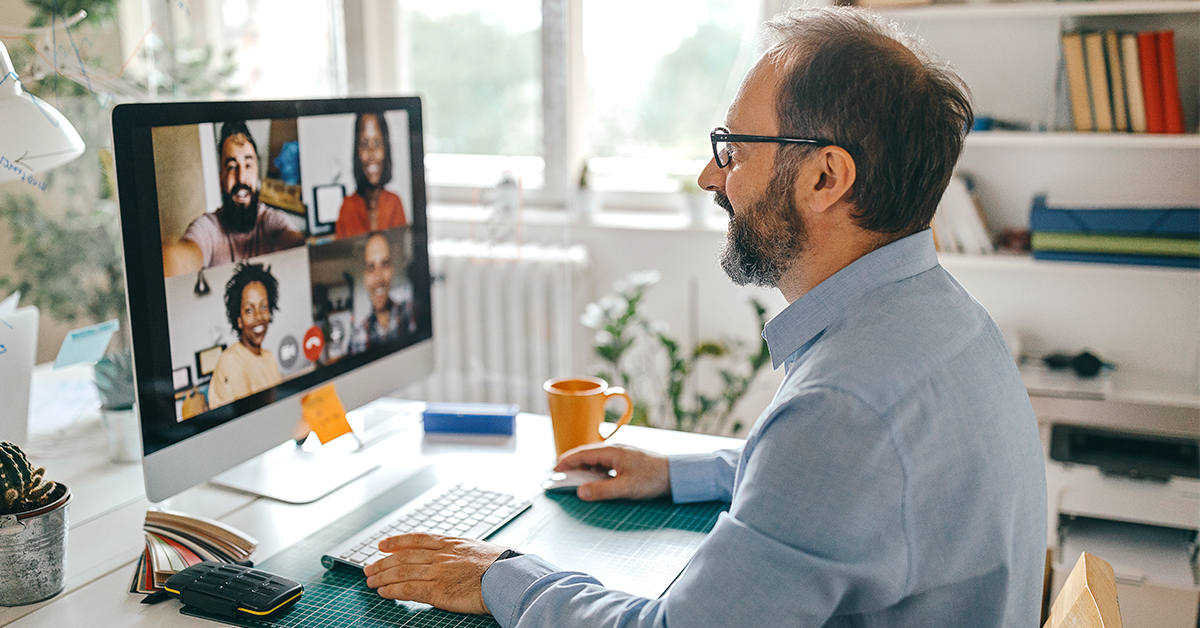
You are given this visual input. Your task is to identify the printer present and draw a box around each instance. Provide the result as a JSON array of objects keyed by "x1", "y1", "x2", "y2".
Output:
[{"x1": 1030, "y1": 370, "x2": 1200, "y2": 628}]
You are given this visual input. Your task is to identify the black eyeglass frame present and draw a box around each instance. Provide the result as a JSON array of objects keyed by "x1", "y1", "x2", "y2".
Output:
[{"x1": 710, "y1": 126, "x2": 836, "y2": 168}]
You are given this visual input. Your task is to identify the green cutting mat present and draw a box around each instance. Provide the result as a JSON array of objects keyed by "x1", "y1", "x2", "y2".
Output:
[{"x1": 181, "y1": 482, "x2": 726, "y2": 627}]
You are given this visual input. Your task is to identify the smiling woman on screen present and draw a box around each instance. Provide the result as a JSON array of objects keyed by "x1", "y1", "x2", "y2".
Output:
[
  {"x1": 207, "y1": 262, "x2": 284, "y2": 409},
  {"x1": 335, "y1": 112, "x2": 408, "y2": 239}
]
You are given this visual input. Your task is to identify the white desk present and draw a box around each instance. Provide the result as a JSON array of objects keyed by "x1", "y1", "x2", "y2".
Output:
[{"x1": 0, "y1": 409, "x2": 739, "y2": 627}]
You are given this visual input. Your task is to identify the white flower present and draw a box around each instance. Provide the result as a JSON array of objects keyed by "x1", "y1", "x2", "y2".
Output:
[
  {"x1": 593, "y1": 330, "x2": 614, "y2": 345},
  {"x1": 580, "y1": 302, "x2": 605, "y2": 329},
  {"x1": 627, "y1": 270, "x2": 661, "y2": 288},
  {"x1": 597, "y1": 295, "x2": 624, "y2": 316}
]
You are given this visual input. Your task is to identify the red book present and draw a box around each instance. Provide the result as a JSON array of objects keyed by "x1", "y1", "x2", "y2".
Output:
[
  {"x1": 1138, "y1": 31, "x2": 1165, "y2": 134},
  {"x1": 1156, "y1": 30, "x2": 1185, "y2": 134}
]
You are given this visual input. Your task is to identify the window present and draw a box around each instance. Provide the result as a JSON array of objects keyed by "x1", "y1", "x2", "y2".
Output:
[
  {"x1": 400, "y1": 0, "x2": 544, "y2": 192},
  {"x1": 142, "y1": 0, "x2": 780, "y2": 208}
]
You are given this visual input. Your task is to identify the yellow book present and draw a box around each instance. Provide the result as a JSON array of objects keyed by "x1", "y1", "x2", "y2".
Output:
[
  {"x1": 1084, "y1": 32, "x2": 1113, "y2": 132},
  {"x1": 1104, "y1": 31, "x2": 1128, "y2": 132},
  {"x1": 1061, "y1": 32, "x2": 1093, "y2": 132},
  {"x1": 1121, "y1": 33, "x2": 1147, "y2": 133}
]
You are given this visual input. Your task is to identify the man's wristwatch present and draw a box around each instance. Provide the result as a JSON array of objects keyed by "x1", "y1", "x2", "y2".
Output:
[{"x1": 494, "y1": 549, "x2": 522, "y2": 562}]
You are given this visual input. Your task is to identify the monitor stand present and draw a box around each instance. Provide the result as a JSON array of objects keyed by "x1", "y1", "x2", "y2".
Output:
[
  {"x1": 209, "y1": 398, "x2": 425, "y2": 505},
  {"x1": 210, "y1": 440, "x2": 379, "y2": 505}
]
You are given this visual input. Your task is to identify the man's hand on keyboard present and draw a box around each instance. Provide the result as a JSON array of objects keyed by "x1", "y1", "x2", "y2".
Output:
[
  {"x1": 364, "y1": 533, "x2": 505, "y2": 615},
  {"x1": 555, "y1": 443, "x2": 670, "y2": 502}
]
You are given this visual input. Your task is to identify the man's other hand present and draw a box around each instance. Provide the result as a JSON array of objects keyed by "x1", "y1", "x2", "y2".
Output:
[
  {"x1": 364, "y1": 533, "x2": 506, "y2": 615},
  {"x1": 555, "y1": 444, "x2": 670, "y2": 502}
]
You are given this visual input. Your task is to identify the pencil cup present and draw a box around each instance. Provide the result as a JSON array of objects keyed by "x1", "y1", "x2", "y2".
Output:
[{"x1": 544, "y1": 377, "x2": 633, "y2": 456}]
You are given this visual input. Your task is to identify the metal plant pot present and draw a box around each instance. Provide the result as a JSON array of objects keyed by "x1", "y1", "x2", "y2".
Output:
[{"x1": 0, "y1": 484, "x2": 71, "y2": 606}]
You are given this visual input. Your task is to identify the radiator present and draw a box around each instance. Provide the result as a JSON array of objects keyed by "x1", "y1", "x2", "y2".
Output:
[{"x1": 401, "y1": 239, "x2": 590, "y2": 414}]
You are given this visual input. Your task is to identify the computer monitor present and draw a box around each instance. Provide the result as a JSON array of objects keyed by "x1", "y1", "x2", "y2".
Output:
[{"x1": 112, "y1": 97, "x2": 433, "y2": 504}]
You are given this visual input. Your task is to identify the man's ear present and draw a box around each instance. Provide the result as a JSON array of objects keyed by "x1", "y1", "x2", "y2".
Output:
[{"x1": 807, "y1": 146, "x2": 856, "y2": 213}]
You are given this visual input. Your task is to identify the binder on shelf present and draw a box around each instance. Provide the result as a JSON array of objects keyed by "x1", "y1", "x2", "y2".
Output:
[
  {"x1": 1156, "y1": 30, "x2": 1185, "y2": 134},
  {"x1": 1120, "y1": 33, "x2": 1147, "y2": 133},
  {"x1": 1083, "y1": 32, "x2": 1113, "y2": 132},
  {"x1": 1138, "y1": 31, "x2": 1165, "y2": 133},
  {"x1": 1030, "y1": 232, "x2": 1199, "y2": 257},
  {"x1": 1030, "y1": 195, "x2": 1200, "y2": 238},
  {"x1": 1032, "y1": 250, "x2": 1199, "y2": 269},
  {"x1": 1061, "y1": 32, "x2": 1093, "y2": 132}
]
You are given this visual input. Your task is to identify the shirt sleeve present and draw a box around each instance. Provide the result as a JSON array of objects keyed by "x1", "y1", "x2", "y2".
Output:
[
  {"x1": 181, "y1": 215, "x2": 215, "y2": 267},
  {"x1": 260, "y1": 207, "x2": 297, "y2": 243},
  {"x1": 668, "y1": 448, "x2": 740, "y2": 504},
  {"x1": 480, "y1": 387, "x2": 910, "y2": 628}
]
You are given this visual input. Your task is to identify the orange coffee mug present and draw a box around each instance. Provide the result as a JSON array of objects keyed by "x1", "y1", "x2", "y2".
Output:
[{"x1": 544, "y1": 377, "x2": 633, "y2": 455}]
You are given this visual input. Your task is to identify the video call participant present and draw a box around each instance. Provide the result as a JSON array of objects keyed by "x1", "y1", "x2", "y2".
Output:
[
  {"x1": 208, "y1": 262, "x2": 284, "y2": 409},
  {"x1": 163, "y1": 121, "x2": 305, "y2": 276},
  {"x1": 335, "y1": 113, "x2": 408, "y2": 239},
  {"x1": 361, "y1": 7, "x2": 1047, "y2": 627},
  {"x1": 350, "y1": 232, "x2": 416, "y2": 353}
]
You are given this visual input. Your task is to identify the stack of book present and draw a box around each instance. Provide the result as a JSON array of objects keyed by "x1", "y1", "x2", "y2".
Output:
[
  {"x1": 931, "y1": 175, "x2": 994, "y2": 255},
  {"x1": 130, "y1": 509, "x2": 259, "y2": 597},
  {"x1": 1029, "y1": 194, "x2": 1200, "y2": 268},
  {"x1": 1061, "y1": 29, "x2": 1186, "y2": 133}
]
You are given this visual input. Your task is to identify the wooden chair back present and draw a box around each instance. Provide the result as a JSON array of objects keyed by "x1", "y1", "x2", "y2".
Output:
[{"x1": 1042, "y1": 551, "x2": 1122, "y2": 628}]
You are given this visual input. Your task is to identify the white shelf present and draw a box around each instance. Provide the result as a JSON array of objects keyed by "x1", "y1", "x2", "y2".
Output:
[
  {"x1": 938, "y1": 252, "x2": 1200, "y2": 276},
  {"x1": 965, "y1": 131, "x2": 1200, "y2": 149},
  {"x1": 877, "y1": 0, "x2": 1200, "y2": 21}
]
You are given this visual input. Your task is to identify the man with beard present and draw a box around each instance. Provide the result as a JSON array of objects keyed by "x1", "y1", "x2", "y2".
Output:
[
  {"x1": 208, "y1": 262, "x2": 284, "y2": 409},
  {"x1": 360, "y1": 7, "x2": 1047, "y2": 628},
  {"x1": 349, "y1": 232, "x2": 416, "y2": 354},
  {"x1": 163, "y1": 121, "x2": 305, "y2": 276}
]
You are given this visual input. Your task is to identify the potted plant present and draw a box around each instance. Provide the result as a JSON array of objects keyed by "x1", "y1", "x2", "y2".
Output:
[
  {"x1": 95, "y1": 350, "x2": 140, "y2": 462},
  {"x1": 0, "y1": 441, "x2": 71, "y2": 606}
]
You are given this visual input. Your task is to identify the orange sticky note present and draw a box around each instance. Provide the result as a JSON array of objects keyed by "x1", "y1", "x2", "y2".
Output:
[{"x1": 301, "y1": 384, "x2": 352, "y2": 444}]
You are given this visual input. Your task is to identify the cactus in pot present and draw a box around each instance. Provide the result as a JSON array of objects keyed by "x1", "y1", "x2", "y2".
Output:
[
  {"x1": 0, "y1": 442, "x2": 63, "y2": 516},
  {"x1": 0, "y1": 441, "x2": 71, "y2": 606}
]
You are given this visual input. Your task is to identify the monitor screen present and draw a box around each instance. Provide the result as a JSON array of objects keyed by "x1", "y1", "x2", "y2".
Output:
[{"x1": 113, "y1": 97, "x2": 434, "y2": 502}]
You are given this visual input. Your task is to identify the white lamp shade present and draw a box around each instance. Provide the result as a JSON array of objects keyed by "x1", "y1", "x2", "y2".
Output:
[{"x1": 1, "y1": 42, "x2": 85, "y2": 184}]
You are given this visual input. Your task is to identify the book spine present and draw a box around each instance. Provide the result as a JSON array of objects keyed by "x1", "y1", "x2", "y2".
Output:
[
  {"x1": 1120, "y1": 33, "x2": 1147, "y2": 133},
  {"x1": 1061, "y1": 32, "x2": 1093, "y2": 132},
  {"x1": 1103, "y1": 31, "x2": 1128, "y2": 132},
  {"x1": 1138, "y1": 31, "x2": 1165, "y2": 133},
  {"x1": 1084, "y1": 32, "x2": 1113, "y2": 132},
  {"x1": 1156, "y1": 30, "x2": 1185, "y2": 134}
]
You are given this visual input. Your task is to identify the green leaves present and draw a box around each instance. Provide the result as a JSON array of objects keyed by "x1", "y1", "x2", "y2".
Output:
[{"x1": 583, "y1": 271, "x2": 769, "y2": 435}]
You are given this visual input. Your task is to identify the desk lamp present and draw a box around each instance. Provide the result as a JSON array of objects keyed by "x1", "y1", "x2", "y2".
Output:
[{"x1": 0, "y1": 40, "x2": 85, "y2": 183}]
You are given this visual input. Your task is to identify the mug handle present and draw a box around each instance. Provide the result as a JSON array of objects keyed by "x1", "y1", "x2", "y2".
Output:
[{"x1": 601, "y1": 387, "x2": 634, "y2": 440}]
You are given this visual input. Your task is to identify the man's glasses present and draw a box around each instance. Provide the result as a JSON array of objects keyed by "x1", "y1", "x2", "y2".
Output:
[{"x1": 710, "y1": 126, "x2": 835, "y2": 168}]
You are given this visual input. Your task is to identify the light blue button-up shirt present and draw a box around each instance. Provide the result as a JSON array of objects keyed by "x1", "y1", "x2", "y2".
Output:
[{"x1": 482, "y1": 230, "x2": 1047, "y2": 627}]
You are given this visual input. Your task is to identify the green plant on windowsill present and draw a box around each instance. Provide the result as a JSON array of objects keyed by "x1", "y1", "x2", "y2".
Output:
[{"x1": 581, "y1": 271, "x2": 769, "y2": 436}]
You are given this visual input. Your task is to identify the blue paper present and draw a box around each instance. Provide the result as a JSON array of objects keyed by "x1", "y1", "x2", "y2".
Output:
[{"x1": 54, "y1": 319, "x2": 120, "y2": 368}]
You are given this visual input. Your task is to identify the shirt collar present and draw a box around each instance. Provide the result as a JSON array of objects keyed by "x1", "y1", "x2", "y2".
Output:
[{"x1": 763, "y1": 229, "x2": 939, "y2": 370}]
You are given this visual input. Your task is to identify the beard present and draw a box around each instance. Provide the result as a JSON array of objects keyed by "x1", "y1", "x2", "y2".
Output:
[
  {"x1": 220, "y1": 183, "x2": 260, "y2": 233},
  {"x1": 717, "y1": 164, "x2": 809, "y2": 288}
]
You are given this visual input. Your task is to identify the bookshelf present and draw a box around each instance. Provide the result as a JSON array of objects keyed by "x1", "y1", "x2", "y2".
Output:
[{"x1": 875, "y1": 2, "x2": 1200, "y2": 413}]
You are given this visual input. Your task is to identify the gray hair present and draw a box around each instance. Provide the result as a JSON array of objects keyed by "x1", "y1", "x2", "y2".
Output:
[{"x1": 761, "y1": 6, "x2": 973, "y2": 238}]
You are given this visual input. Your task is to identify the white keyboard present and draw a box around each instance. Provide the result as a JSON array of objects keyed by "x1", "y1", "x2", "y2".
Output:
[{"x1": 320, "y1": 483, "x2": 532, "y2": 570}]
